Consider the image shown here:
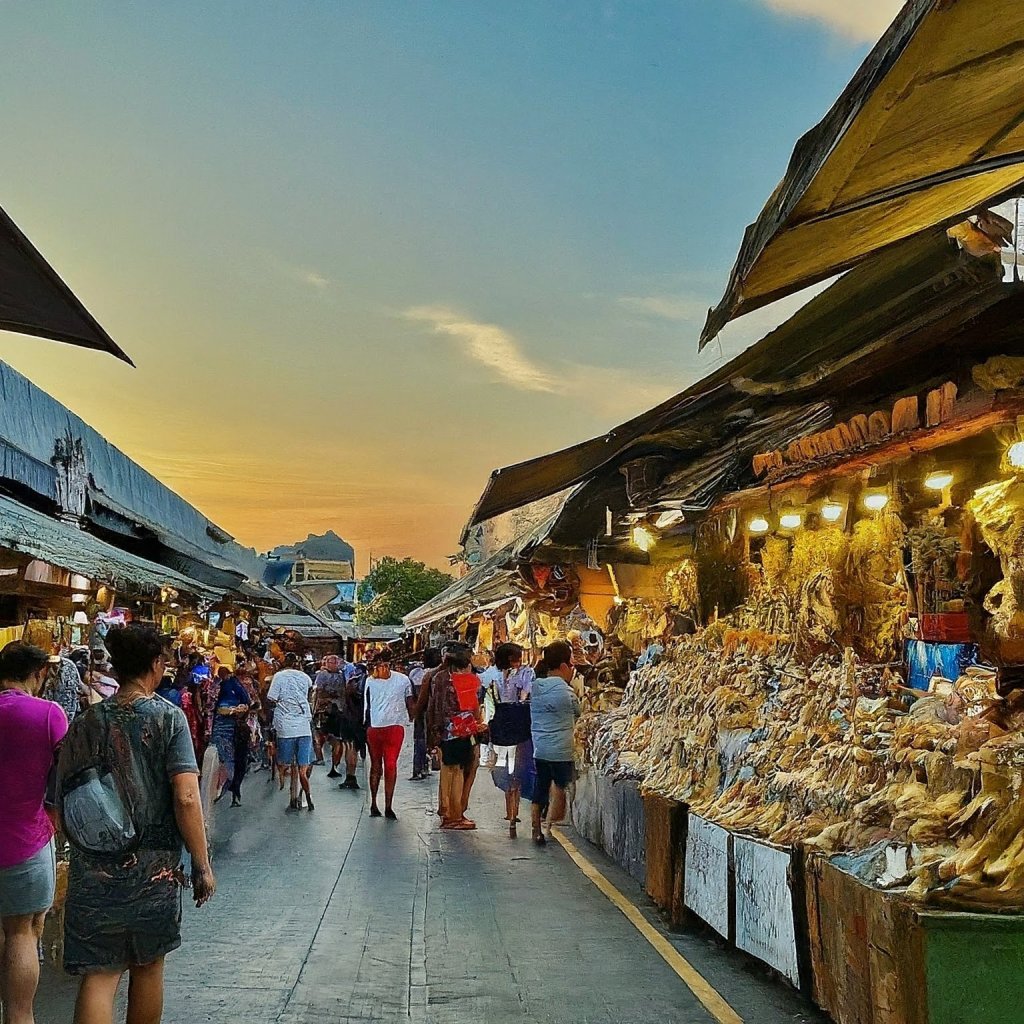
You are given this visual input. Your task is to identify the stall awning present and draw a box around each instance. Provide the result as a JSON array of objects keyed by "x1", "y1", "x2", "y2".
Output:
[
  {"x1": 406, "y1": 505, "x2": 568, "y2": 629},
  {"x1": 0, "y1": 493, "x2": 221, "y2": 600},
  {"x1": 0, "y1": 205, "x2": 131, "y2": 364},
  {"x1": 700, "y1": 0, "x2": 1024, "y2": 349},
  {"x1": 468, "y1": 230, "x2": 1005, "y2": 532}
]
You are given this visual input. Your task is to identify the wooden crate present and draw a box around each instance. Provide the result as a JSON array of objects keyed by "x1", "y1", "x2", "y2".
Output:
[{"x1": 643, "y1": 794, "x2": 688, "y2": 927}]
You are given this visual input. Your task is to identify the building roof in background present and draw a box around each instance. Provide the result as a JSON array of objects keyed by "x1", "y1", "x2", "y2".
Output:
[
  {"x1": 700, "y1": 0, "x2": 1024, "y2": 347},
  {"x1": 0, "y1": 204, "x2": 131, "y2": 363}
]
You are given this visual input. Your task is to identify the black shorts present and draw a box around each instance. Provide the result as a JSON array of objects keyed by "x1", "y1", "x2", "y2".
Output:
[
  {"x1": 64, "y1": 850, "x2": 183, "y2": 974},
  {"x1": 440, "y1": 737, "x2": 475, "y2": 769},
  {"x1": 532, "y1": 759, "x2": 575, "y2": 806}
]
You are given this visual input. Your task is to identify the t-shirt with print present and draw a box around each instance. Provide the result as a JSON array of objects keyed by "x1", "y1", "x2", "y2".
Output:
[
  {"x1": 364, "y1": 672, "x2": 413, "y2": 729},
  {"x1": 313, "y1": 670, "x2": 347, "y2": 712},
  {"x1": 0, "y1": 690, "x2": 68, "y2": 868},
  {"x1": 268, "y1": 669, "x2": 313, "y2": 739},
  {"x1": 57, "y1": 694, "x2": 197, "y2": 854}
]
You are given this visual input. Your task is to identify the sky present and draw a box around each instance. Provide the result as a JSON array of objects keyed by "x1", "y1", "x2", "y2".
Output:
[{"x1": 0, "y1": 1, "x2": 901, "y2": 572}]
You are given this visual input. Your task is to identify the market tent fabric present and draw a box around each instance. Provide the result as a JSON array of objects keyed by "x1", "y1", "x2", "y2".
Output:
[
  {"x1": 700, "y1": 0, "x2": 1024, "y2": 349},
  {"x1": 0, "y1": 492, "x2": 221, "y2": 600},
  {"x1": 467, "y1": 230, "x2": 1005, "y2": 532},
  {"x1": 0, "y1": 205, "x2": 131, "y2": 364}
]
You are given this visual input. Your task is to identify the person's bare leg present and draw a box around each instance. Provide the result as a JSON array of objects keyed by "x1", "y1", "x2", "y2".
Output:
[
  {"x1": 74, "y1": 969, "x2": 123, "y2": 1024},
  {"x1": 125, "y1": 958, "x2": 164, "y2": 1024},
  {"x1": 346, "y1": 744, "x2": 358, "y2": 776},
  {"x1": 1, "y1": 912, "x2": 46, "y2": 1024},
  {"x1": 460, "y1": 757, "x2": 478, "y2": 824},
  {"x1": 383, "y1": 756, "x2": 398, "y2": 814},
  {"x1": 289, "y1": 763, "x2": 299, "y2": 806},
  {"x1": 531, "y1": 801, "x2": 545, "y2": 842},
  {"x1": 369, "y1": 754, "x2": 383, "y2": 813},
  {"x1": 299, "y1": 766, "x2": 313, "y2": 809},
  {"x1": 547, "y1": 784, "x2": 567, "y2": 829},
  {"x1": 510, "y1": 784, "x2": 521, "y2": 822},
  {"x1": 439, "y1": 764, "x2": 462, "y2": 824},
  {"x1": 331, "y1": 740, "x2": 343, "y2": 772}
]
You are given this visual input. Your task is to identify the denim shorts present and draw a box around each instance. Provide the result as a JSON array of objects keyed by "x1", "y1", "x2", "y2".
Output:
[
  {"x1": 0, "y1": 838, "x2": 56, "y2": 917},
  {"x1": 277, "y1": 734, "x2": 313, "y2": 766}
]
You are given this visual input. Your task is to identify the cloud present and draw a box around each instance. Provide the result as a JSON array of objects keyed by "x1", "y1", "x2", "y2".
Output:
[
  {"x1": 617, "y1": 294, "x2": 708, "y2": 322},
  {"x1": 756, "y1": 0, "x2": 901, "y2": 42},
  {"x1": 403, "y1": 305, "x2": 557, "y2": 393},
  {"x1": 402, "y1": 304, "x2": 674, "y2": 417}
]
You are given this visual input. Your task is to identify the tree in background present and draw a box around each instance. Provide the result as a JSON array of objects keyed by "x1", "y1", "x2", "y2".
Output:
[{"x1": 356, "y1": 557, "x2": 454, "y2": 625}]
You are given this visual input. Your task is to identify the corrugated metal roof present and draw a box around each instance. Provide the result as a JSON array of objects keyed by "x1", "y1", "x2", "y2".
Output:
[{"x1": 0, "y1": 492, "x2": 221, "y2": 600}]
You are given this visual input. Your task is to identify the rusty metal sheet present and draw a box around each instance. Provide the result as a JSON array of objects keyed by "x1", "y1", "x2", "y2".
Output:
[
  {"x1": 683, "y1": 813, "x2": 730, "y2": 938},
  {"x1": 733, "y1": 835, "x2": 800, "y2": 987}
]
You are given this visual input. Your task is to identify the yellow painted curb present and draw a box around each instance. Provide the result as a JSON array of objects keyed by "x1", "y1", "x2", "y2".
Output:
[{"x1": 552, "y1": 828, "x2": 744, "y2": 1024}]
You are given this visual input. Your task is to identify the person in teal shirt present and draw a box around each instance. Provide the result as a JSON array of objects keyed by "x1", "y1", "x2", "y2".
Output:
[{"x1": 530, "y1": 641, "x2": 580, "y2": 845}]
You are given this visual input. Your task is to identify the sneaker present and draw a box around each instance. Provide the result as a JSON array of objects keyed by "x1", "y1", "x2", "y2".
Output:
[
  {"x1": 345, "y1": 776, "x2": 360, "y2": 790},
  {"x1": 327, "y1": 769, "x2": 341, "y2": 779},
  {"x1": 385, "y1": 809, "x2": 398, "y2": 821},
  {"x1": 533, "y1": 833, "x2": 547, "y2": 846}
]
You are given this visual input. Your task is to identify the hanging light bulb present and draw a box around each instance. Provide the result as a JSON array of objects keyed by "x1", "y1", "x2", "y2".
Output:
[
  {"x1": 821, "y1": 501, "x2": 844, "y2": 523},
  {"x1": 1008, "y1": 441, "x2": 1024, "y2": 469},
  {"x1": 863, "y1": 492, "x2": 890, "y2": 512},
  {"x1": 924, "y1": 471, "x2": 954, "y2": 491},
  {"x1": 632, "y1": 526, "x2": 654, "y2": 552},
  {"x1": 779, "y1": 512, "x2": 803, "y2": 530},
  {"x1": 748, "y1": 516, "x2": 770, "y2": 535}
]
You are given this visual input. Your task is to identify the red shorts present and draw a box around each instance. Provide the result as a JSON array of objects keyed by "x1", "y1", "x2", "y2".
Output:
[{"x1": 366, "y1": 725, "x2": 405, "y2": 772}]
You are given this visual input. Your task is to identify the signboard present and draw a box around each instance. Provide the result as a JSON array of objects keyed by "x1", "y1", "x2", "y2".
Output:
[
  {"x1": 733, "y1": 835, "x2": 800, "y2": 987},
  {"x1": 683, "y1": 813, "x2": 730, "y2": 938}
]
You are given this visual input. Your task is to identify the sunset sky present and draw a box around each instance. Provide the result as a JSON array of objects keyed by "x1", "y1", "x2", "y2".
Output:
[{"x1": 0, "y1": 2, "x2": 899, "y2": 572}]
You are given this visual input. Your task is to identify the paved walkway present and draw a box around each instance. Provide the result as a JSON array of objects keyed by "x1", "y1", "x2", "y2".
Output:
[{"x1": 38, "y1": 749, "x2": 826, "y2": 1023}]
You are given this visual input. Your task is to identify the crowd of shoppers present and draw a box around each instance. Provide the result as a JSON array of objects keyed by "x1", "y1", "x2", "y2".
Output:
[{"x1": 0, "y1": 620, "x2": 581, "y2": 1023}]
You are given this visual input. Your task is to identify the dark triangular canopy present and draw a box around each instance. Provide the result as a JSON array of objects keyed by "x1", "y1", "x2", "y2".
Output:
[{"x1": 0, "y1": 204, "x2": 131, "y2": 364}]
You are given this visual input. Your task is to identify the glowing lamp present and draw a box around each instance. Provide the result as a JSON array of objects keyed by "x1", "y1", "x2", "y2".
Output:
[
  {"x1": 748, "y1": 516, "x2": 770, "y2": 535},
  {"x1": 863, "y1": 492, "x2": 890, "y2": 512},
  {"x1": 632, "y1": 526, "x2": 654, "y2": 552},
  {"x1": 1009, "y1": 441, "x2": 1024, "y2": 469},
  {"x1": 779, "y1": 513, "x2": 803, "y2": 530},
  {"x1": 821, "y1": 502, "x2": 844, "y2": 523},
  {"x1": 924, "y1": 471, "x2": 954, "y2": 491}
]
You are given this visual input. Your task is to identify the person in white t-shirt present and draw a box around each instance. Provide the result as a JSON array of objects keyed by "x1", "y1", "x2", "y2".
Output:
[
  {"x1": 363, "y1": 651, "x2": 414, "y2": 821},
  {"x1": 267, "y1": 653, "x2": 315, "y2": 812}
]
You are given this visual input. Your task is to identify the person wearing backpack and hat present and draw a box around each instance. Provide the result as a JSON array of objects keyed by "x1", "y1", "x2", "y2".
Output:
[
  {"x1": 57, "y1": 625, "x2": 215, "y2": 1024},
  {"x1": 0, "y1": 641, "x2": 68, "y2": 1024}
]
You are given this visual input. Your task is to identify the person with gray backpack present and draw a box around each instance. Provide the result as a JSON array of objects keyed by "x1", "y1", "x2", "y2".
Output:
[{"x1": 57, "y1": 625, "x2": 215, "y2": 1024}]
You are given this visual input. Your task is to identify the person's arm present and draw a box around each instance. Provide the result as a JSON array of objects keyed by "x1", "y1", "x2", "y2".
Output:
[
  {"x1": 170, "y1": 773, "x2": 215, "y2": 906},
  {"x1": 404, "y1": 680, "x2": 415, "y2": 720}
]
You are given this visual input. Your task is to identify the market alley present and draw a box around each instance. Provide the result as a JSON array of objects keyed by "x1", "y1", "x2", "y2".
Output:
[{"x1": 38, "y1": 751, "x2": 823, "y2": 1024}]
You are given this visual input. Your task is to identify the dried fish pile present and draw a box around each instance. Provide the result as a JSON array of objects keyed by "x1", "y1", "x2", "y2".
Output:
[{"x1": 577, "y1": 633, "x2": 1024, "y2": 908}]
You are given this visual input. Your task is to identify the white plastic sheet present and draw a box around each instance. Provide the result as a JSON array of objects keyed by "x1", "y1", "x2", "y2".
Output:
[
  {"x1": 684, "y1": 813, "x2": 730, "y2": 938},
  {"x1": 733, "y1": 835, "x2": 800, "y2": 987}
]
